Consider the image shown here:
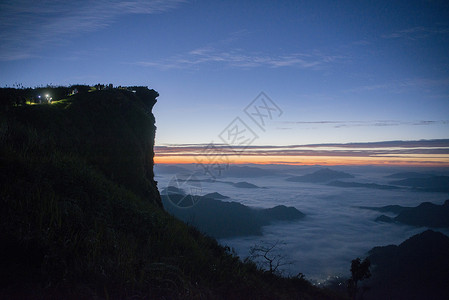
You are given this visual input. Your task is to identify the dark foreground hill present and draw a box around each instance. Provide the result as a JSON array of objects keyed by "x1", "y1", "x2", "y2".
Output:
[
  {"x1": 364, "y1": 230, "x2": 449, "y2": 300},
  {"x1": 0, "y1": 87, "x2": 342, "y2": 299}
]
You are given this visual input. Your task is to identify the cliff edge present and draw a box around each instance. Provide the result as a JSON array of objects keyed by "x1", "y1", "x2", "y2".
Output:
[{"x1": 0, "y1": 87, "x2": 342, "y2": 299}]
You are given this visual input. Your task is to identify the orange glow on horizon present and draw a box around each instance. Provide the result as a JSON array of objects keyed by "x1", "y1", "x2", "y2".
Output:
[
  {"x1": 154, "y1": 154, "x2": 449, "y2": 167},
  {"x1": 154, "y1": 141, "x2": 449, "y2": 167}
]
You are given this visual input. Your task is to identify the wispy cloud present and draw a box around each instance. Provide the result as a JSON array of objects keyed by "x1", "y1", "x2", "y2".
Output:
[
  {"x1": 279, "y1": 120, "x2": 449, "y2": 129},
  {"x1": 381, "y1": 26, "x2": 449, "y2": 40},
  {"x1": 0, "y1": 0, "x2": 186, "y2": 61},
  {"x1": 155, "y1": 139, "x2": 449, "y2": 165},
  {"x1": 156, "y1": 139, "x2": 449, "y2": 152},
  {"x1": 136, "y1": 46, "x2": 343, "y2": 70}
]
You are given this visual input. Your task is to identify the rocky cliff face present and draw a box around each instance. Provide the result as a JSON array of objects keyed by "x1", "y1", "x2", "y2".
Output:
[
  {"x1": 75, "y1": 87, "x2": 162, "y2": 207},
  {"x1": 58, "y1": 87, "x2": 162, "y2": 206},
  {"x1": 1, "y1": 86, "x2": 162, "y2": 206},
  {"x1": 0, "y1": 87, "x2": 164, "y2": 296}
]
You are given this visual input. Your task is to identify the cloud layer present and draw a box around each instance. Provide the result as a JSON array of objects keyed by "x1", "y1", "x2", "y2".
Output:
[{"x1": 154, "y1": 166, "x2": 449, "y2": 281}]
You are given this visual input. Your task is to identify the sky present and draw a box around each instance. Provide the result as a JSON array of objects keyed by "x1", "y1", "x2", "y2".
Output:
[{"x1": 1, "y1": 0, "x2": 449, "y2": 165}]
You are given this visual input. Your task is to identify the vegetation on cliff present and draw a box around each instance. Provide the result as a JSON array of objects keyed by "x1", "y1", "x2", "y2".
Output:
[{"x1": 0, "y1": 87, "x2": 342, "y2": 299}]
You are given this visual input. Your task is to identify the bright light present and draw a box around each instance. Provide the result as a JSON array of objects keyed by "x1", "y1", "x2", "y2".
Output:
[{"x1": 45, "y1": 94, "x2": 49, "y2": 98}]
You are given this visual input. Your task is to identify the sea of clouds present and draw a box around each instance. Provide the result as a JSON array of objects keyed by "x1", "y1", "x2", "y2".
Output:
[{"x1": 155, "y1": 165, "x2": 449, "y2": 283}]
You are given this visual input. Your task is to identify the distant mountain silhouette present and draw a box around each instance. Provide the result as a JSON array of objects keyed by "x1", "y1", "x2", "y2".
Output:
[
  {"x1": 358, "y1": 204, "x2": 407, "y2": 214},
  {"x1": 224, "y1": 165, "x2": 276, "y2": 177},
  {"x1": 394, "y1": 200, "x2": 449, "y2": 227},
  {"x1": 384, "y1": 171, "x2": 432, "y2": 179},
  {"x1": 220, "y1": 180, "x2": 261, "y2": 188},
  {"x1": 328, "y1": 181, "x2": 399, "y2": 190},
  {"x1": 233, "y1": 181, "x2": 260, "y2": 188},
  {"x1": 365, "y1": 230, "x2": 449, "y2": 300},
  {"x1": 203, "y1": 192, "x2": 229, "y2": 199},
  {"x1": 361, "y1": 200, "x2": 449, "y2": 227},
  {"x1": 173, "y1": 177, "x2": 216, "y2": 184},
  {"x1": 286, "y1": 168, "x2": 354, "y2": 183},
  {"x1": 154, "y1": 164, "x2": 191, "y2": 174},
  {"x1": 162, "y1": 195, "x2": 305, "y2": 238},
  {"x1": 257, "y1": 205, "x2": 305, "y2": 221},
  {"x1": 389, "y1": 176, "x2": 449, "y2": 192}
]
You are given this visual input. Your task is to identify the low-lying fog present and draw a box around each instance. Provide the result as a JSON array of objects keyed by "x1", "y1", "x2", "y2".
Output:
[{"x1": 155, "y1": 164, "x2": 449, "y2": 283}]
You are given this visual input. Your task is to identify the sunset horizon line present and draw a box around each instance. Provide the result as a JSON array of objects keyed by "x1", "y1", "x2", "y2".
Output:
[{"x1": 154, "y1": 138, "x2": 449, "y2": 167}]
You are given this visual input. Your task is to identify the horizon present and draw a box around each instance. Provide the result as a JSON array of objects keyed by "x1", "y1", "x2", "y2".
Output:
[{"x1": 154, "y1": 138, "x2": 449, "y2": 166}]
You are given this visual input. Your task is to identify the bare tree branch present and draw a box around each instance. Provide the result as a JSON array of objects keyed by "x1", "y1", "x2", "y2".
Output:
[{"x1": 248, "y1": 240, "x2": 291, "y2": 275}]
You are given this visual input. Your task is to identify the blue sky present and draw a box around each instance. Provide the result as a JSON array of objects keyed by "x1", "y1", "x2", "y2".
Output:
[{"x1": 1, "y1": 0, "x2": 449, "y2": 155}]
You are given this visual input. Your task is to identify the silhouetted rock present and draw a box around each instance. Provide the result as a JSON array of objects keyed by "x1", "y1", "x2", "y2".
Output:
[
  {"x1": 328, "y1": 181, "x2": 399, "y2": 190},
  {"x1": 389, "y1": 176, "x2": 449, "y2": 192},
  {"x1": 286, "y1": 168, "x2": 354, "y2": 183},
  {"x1": 365, "y1": 230, "x2": 449, "y2": 300}
]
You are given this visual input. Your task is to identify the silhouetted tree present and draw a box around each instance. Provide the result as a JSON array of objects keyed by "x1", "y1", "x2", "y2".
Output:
[
  {"x1": 249, "y1": 240, "x2": 291, "y2": 275},
  {"x1": 347, "y1": 257, "x2": 371, "y2": 300}
]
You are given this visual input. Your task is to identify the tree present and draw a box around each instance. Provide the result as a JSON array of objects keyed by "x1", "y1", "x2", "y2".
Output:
[
  {"x1": 249, "y1": 240, "x2": 291, "y2": 275},
  {"x1": 347, "y1": 257, "x2": 371, "y2": 300}
]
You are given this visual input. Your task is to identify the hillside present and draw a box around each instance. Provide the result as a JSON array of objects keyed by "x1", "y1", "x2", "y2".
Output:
[
  {"x1": 365, "y1": 230, "x2": 449, "y2": 299},
  {"x1": 0, "y1": 87, "x2": 342, "y2": 299}
]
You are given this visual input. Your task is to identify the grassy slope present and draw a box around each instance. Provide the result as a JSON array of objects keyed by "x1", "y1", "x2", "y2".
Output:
[{"x1": 0, "y1": 89, "x2": 344, "y2": 299}]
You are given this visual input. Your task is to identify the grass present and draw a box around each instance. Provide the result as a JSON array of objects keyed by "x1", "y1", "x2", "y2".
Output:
[{"x1": 0, "y1": 87, "x2": 346, "y2": 299}]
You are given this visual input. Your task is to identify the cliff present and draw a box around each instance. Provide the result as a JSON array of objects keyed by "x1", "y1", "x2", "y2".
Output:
[
  {"x1": 0, "y1": 87, "x2": 342, "y2": 299},
  {"x1": 1, "y1": 87, "x2": 161, "y2": 206}
]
